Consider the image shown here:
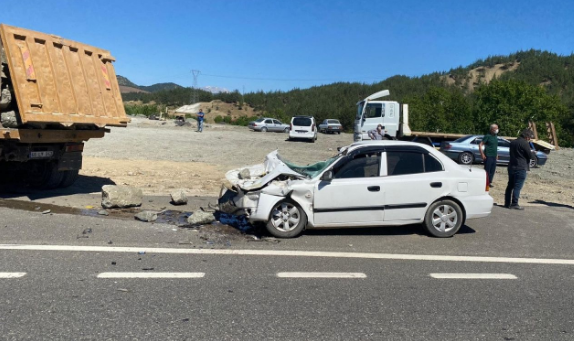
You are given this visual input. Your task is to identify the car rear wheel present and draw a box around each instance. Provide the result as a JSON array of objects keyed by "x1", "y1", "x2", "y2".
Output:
[
  {"x1": 266, "y1": 200, "x2": 307, "y2": 238},
  {"x1": 423, "y1": 199, "x2": 463, "y2": 238},
  {"x1": 284, "y1": 127, "x2": 289, "y2": 133},
  {"x1": 261, "y1": 127, "x2": 268, "y2": 132},
  {"x1": 529, "y1": 157, "x2": 538, "y2": 168},
  {"x1": 458, "y1": 152, "x2": 474, "y2": 165}
]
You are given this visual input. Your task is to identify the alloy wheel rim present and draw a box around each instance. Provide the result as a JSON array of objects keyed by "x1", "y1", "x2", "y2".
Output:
[
  {"x1": 271, "y1": 203, "x2": 301, "y2": 232},
  {"x1": 431, "y1": 205, "x2": 458, "y2": 233}
]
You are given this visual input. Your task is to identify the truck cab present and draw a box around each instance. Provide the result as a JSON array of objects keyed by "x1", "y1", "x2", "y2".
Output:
[{"x1": 354, "y1": 90, "x2": 410, "y2": 142}]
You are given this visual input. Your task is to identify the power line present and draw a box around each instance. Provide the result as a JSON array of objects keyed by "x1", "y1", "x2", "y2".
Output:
[{"x1": 200, "y1": 73, "x2": 384, "y2": 82}]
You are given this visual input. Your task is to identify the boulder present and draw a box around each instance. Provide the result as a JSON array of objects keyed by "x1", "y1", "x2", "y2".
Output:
[
  {"x1": 238, "y1": 168, "x2": 251, "y2": 180},
  {"x1": 101, "y1": 185, "x2": 143, "y2": 209},
  {"x1": 187, "y1": 210, "x2": 216, "y2": 226},
  {"x1": 134, "y1": 211, "x2": 158, "y2": 222},
  {"x1": 170, "y1": 189, "x2": 188, "y2": 205}
]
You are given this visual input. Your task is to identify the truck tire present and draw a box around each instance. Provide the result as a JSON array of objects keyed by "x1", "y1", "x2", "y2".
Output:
[
  {"x1": 59, "y1": 170, "x2": 80, "y2": 188},
  {"x1": 27, "y1": 162, "x2": 65, "y2": 189}
]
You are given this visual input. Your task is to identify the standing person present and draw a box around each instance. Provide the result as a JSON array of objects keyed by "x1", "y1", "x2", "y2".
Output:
[
  {"x1": 504, "y1": 129, "x2": 536, "y2": 210},
  {"x1": 479, "y1": 124, "x2": 499, "y2": 187},
  {"x1": 196, "y1": 109, "x2": 205, "y2": 132},
  {"x1": 368, "y1": 124, "x2": 389, "y2": 140}
]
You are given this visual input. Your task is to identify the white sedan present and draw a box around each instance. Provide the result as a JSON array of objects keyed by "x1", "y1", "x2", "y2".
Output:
[{"x1": 219, "y1": 141, "x2": 493, "y2": 238}]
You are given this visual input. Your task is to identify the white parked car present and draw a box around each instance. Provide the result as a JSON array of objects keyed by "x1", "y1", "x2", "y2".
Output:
[
  {"x1": 219, "y1": 141, "x2": 493, "y2": 238},
  {"x1": 288, "y1": 116, "x2": 317, "y2": 142}
]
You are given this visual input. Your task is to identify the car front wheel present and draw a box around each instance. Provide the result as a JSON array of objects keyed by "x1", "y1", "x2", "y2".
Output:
[
  {"x1": 266, "y1": 200, "x2": 307, "y2": 238},
  {"x1": 458, "y1": 152, "x2": 474, "y2": 165},
  {"x1": 423, "y1": 199, "x2": 463, "y2": 238}
]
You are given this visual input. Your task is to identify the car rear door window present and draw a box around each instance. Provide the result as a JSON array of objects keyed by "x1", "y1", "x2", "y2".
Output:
[
  {"x1": 265, "y1": 119, "x2": 273, "y2": 124},
  {"x1": 497, "y1": 139, "x2": 511, "y2": 148},
  {"x1": 387, "y1": 151, "x2": 424, "y2": 176},
  {"x1": 333, "y1": 152, "x2": 381, "y2": 179}
]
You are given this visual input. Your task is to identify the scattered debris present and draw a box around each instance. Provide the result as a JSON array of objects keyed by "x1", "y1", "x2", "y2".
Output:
[
  {"x1": 142, "y1": 267, "x2": 154, "y2": 271},
  {"x1": 98, "y1": 210, "x2": 110, "y2": 216},
  {"x1": 101, "y1": 185, "x2": 143, "y2": 209},
  {"x1": 170, "y1": 189, "x2": 188, "y2": 205},
  {"x1": 116, "y1": 288, "x2": 129, "y2": 293},
  {"x1": 138, "y1": 251, "x2": 146, "y2": 255},
  {"x1": 187, "y1": 210, "x2": 216, "y2": 226},
  {"x1": 111, "y1": 261, "x2": 117, "y2": 265},
  {"x1": 82, "y1": 228, "x2": 92, "y2": 235},
  {"x1": 42, "y1": 209, "x2": 51, "y2": 214},
  {"x1": 134, "y1": 211, "x2": 158, "y2": 222},
  {"x1": 108, "y1": 241, "x2": 113, "y2": 244}
]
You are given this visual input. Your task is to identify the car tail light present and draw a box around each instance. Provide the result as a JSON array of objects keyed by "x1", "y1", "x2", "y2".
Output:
[
  {"x1": 65, "y1": 143, "x2": 84, "y2": 152},
  {"x1": 253, "y1": 123, "x2": 257, "y2": 127},
  {"x1": 485, "y1": 171, "x2": 490, "y2": 192},
  {"x1": 444, "y1": 143, "x2": 452, "y2": 150},
  {"x1": 312, "y1": 124, "x2": 315, "y2": 132},
  {"x1": 290, "y1": 123, "x2": 293, "y2": 130}
]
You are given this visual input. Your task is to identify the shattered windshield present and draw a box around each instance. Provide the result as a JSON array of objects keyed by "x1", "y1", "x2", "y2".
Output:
[{"x1": 278, "y1": 154, "x2": 340, "y2": 178}]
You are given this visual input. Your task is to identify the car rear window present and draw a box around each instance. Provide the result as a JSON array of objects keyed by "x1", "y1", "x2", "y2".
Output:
[
  {"x1": 293, "y1": 117, "x2": 312, "y2": 126},
  {"x1": 328, "y1": 120, "x2": 340, "y2": 124},
  {"x1": 453, "y1": 135, "x2": 473, "y2": 143},
  {"x1": 255, "y1": 118, "x2": 265, "y2": 122}
]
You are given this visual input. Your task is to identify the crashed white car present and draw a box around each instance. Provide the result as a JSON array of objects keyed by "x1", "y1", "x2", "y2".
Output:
[{"x1": 219, "y1": 141, "x2": 493, "y2": 238}]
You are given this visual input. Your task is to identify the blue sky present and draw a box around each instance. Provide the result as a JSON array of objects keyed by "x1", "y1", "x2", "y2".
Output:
[{"x1": 2, "y1": 0, "x2": 573, "y2": 92}]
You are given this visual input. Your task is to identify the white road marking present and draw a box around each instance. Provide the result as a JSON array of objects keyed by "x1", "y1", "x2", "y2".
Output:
[
  {"x1": 277, "y1": 272, "x2": 366, "y2": 278},
  {"x1": 430, "y1": 273, "x2": 517, "y2": 279},
  {"x1": 2, "y1": 244, "x2": 574, "y2": 266},
  {"x1": 97, "y1": 272, "x2": 205, "y2": 279},
  {"x1": 0, "y1": 272, "x2": 26, "y2": 278}
]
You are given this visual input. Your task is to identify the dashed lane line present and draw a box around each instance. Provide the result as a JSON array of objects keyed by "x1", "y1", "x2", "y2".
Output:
[
  {"x1": 277, "y1": 272, "x2": 367, "y2": 278},
  {"x1": 97, "y1": 272, "x2": 205, "y2": 279},
  {"x1": 2, "y1": 244, "x2": 574, "y2": 266},
  {"x1": 0, "y1": 272, "x2": 27, "y2": 278},
  {"x1": 430, "y1": 273, "x2": 518, "y2": 279}
]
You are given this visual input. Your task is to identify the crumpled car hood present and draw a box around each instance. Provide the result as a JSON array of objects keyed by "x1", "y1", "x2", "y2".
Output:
[{"x1": 225, "y1": 150, "x2": 306, "y2": 191}]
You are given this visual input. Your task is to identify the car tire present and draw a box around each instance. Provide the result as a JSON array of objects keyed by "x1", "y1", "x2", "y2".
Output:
[
  {"x1": 266, "y1": 200, "x2": 307, "y2": 238},
  {"x1": 423, "y1": 199, "x2": 464, "y2": 238},
  {"x1": 337, "y1": 131, "x2": 341, "y2": 135},
  {"x1": 261, "y1": 127, "x2": 268, "y2": 133},
  {"x1": 457, "y1": 152, "x2": 474, "y2": 165},
  {"x1": 284, "y1": 127, "x2": 289, "y2": 133},
  {"x1": 529, "y1": 157, "x2": 538, "y2": 168}
]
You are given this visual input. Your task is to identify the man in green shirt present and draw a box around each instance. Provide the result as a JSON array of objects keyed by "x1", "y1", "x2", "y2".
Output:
[{"x1": 480, "y1": 124, "x2": 499, "y2": 187}]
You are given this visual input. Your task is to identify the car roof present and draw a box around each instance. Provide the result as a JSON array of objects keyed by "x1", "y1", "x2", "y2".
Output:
[
  {"x1": 347, "y1": 140, "x2": 436, "y2": 152},
  {"x1": 292, "y1": 115, "x2": 314, "y2": 119}
]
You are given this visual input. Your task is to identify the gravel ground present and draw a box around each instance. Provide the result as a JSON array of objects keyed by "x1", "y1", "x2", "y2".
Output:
[{"x1": 78, "y1": 117, "x2": 574, "y2": 207}]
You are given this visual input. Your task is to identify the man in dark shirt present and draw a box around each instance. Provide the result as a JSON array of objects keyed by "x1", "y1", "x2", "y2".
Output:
[
  {"x1": 504, "y1": 129, "x2": 536, "y2": 210},
  {"x1": 479, "y1": 124, "x2": 499, "y2": 187}
]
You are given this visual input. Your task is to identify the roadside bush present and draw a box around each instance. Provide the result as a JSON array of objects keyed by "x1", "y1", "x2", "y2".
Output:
[{"x1": 214, "y1": 115, "x2": 223, "y2": 123}]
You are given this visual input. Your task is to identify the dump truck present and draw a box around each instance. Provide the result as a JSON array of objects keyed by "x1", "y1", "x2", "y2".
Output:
[{"x1": 0, "y1": 24, "x2": 128, "y2": 189}]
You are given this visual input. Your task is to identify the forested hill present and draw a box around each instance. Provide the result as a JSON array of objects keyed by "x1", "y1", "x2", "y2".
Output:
[{"x1": 122, "y1": 50, "x2": 574, "y2": 146}]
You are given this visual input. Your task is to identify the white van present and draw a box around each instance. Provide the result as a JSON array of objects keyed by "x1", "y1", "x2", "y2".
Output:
[{"x1": 289, "y1": 116, "x2": 317, "y2": 142}]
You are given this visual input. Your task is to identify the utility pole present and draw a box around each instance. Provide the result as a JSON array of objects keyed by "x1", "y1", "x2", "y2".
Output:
[
  {"x1": 191, "y1": 69, "x2": 201, "y2": 104},
  {"x1": 242, "y1": 85, "x2": 245, "y2": 107}
]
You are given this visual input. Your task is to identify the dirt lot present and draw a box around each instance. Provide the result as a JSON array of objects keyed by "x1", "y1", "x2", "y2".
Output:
[{"x1": 76, "y1": 117, "x2": 574, "y2": 209}]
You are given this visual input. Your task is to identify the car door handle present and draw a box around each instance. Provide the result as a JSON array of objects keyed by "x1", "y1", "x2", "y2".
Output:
[
  {"x1": 367, "y1": 186, "x2": 380, "y2": 192},
  {"x1": 430, "y1": 182, "x2": 442, "y2": 188}
]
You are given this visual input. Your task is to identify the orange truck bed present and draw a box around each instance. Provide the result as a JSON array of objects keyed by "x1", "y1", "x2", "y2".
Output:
[{"x1": 0, "y1": 23, "x2": 128, "y2": 134}]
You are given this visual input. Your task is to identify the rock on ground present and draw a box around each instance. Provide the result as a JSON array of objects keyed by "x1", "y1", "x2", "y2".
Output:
[
  {"x1": 170, "y1": 189, "x2": 188, "y2": 205},
  {"x1": 101, "y1": 185, "x2": 143, "y2": 209},
  {"x1": 134, "y1": 211, "x2": 158, "y2": 222},
  {"x1": 187, "y1": 210, "x2": 216, "y2": 226},
  {"x1": 238, "y1": 168, "x2": 251, "y2": 179}
]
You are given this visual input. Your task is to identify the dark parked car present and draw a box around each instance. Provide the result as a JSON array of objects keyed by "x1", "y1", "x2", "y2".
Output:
[{"x1": 440, "y1": 135, "x2": 548, "y2": 168}]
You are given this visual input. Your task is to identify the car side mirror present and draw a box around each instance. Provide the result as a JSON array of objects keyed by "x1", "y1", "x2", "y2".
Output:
[{"x1": 321, "y1": 170, "x2": 333, "y2": 182}]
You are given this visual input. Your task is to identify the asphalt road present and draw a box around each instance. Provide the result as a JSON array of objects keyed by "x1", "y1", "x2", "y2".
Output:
[{"x1": 1, "y1": 203, "x2": 574, "y2": 340}]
